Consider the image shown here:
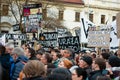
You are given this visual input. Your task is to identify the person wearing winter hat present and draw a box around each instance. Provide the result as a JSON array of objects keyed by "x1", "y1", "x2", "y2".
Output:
[
  {"x1": 78, "y1": 55, "x2": 93, "y2": 75},
  {"x1": 108, "y1": 56, "x2": 120, "y2": 67},
  {"x1": 107, "y1": 56, "x2": 120, "y2": 80}
]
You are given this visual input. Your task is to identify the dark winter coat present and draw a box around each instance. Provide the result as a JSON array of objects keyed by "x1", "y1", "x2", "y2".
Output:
[
  {"x1": 0, "y1": 54, "x2": 15, "y2": 79},
  {"x1": 88, "y1": 70, "x2": 108, "y2": 80},
  {"x1": 11, "y1": 55, "x2": 28, "y2": 80}
]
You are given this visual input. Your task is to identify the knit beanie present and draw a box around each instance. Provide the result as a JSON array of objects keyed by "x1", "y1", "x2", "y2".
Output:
[
  {"x1": 108, "y1": 56, "x2": 120, "y2": 67},
  {"x1": 81, "y1": 56, "x2": 92, "y2": 66}
]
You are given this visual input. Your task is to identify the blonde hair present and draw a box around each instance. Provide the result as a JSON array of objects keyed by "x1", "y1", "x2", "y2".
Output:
[{"x1": 23, "y1": 60, "x2": 46, "y2": 78}]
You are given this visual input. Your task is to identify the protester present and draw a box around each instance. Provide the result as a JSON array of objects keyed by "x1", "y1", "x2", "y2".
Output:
[
  {"x1": 5, "y1": 42, "x2": 14, "y2": 55},
  {"x1": 11, "y1": 47, "x2": 28, "y2": 80},
  {"x1": 36, "y1": 49, "x2": 44, "y2": 61},
  {"x1": 41, "y1": 53, "x2": 53, "y2": 65},
  {"x1": 88, "y1": 57, "x2": 109, "y2": 80},
  {"x1": 25, "y1": 47, "x2": 37, "y2": 60},
  {"x1": 71, "y1": 66, "x2": 87, "y2": 80},
  {"x1": 107, "y1": 55, "x2": 120, "y2": 80},
  {"x1": 22, "y1": 60, "x2": 46, "y2": 80},
  {"x1": 78, "y1": 55, "x2": 92, "y2": 75},
  {"x1": 58, "y1": 58, "x2": 73, "y2": 69},
  {"x1": 51, "y1": 49, "x2": 61, "y2": 67},
  {"x1": 63, "y1": 48, "x2": 75, "y2": 65},
  {"x1": 51, "y1": 67, "x2": 72, "y2": 80},
  {"x1": 0, "y1": 44, "x2": 13, "y2": 80}
]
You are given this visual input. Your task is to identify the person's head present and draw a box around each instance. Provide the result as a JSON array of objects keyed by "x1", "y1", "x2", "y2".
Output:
[
  {"x1": 92, "y1": 57, "x2": 106, "y2": 71},
  {"x1": 41, "y1": 53, "x2": 53, "y2": 65},
  {"x1": 52, "y1": 67, "x2": 72, "y2": 80},
  {"x1": 11, "y1": 47, "x2": 25, "y2": 61},
  {"x1": 25, "y1": 47, "x2": 36, "y2": 59},
  {"x1": 51, "y1": 49, "x2": 61, "y2": 61},
  {"x1": 58, "y1": 58, "x2": 73, "y2": 69},
  {"x1": 71, "y1": 67, "x2": 87, "y2": 80},
  {"x1": 36, "y1": 44, "x2": 42, "y2": 51},
  {"x1": 21, "y1": 43, "x2": 29, "y2": 51},
  {"x1": 100, "y1": 53, "x2": 110, "y2": 60},
  {"x1": 36, "y1": 49, "x2": 44, "y2": 60},
  {"x1": 117, "y1": 49, "x2": 120, "y2": 57},
  {"x1": 63, "y1": 48, "x2": 72, "y2": 58},
  {"x1": 108, "y1": 55, "x2": 120, "y2": 67},
  {"x1": 5, "y1": 42, "x2": 14, "y2": 54},
  {"x1": 78, "y1": 56, "x2": 92, "y2": 68},
  {"x1": 47, "y1": 73, "x2": 68, "y2": 80},
  {"x1": 0, "y1": 45, "x2": 6, "y2": 55},
  {"x1": 23, "y1": 60, "x2": 46, "y2": 78}
]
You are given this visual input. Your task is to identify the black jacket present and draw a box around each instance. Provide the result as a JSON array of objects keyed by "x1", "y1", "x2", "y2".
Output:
[{"x1": 88, "y1": 70, "x2": 108, "y2": 80}]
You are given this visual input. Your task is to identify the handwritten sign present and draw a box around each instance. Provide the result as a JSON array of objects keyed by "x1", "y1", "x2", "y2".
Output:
[
  {"x1": 58, "y1": 36, "x2": 80, "y2": 53},
  {"x1": 88, "y1": 31, "x2": 110, "y2": 47}
]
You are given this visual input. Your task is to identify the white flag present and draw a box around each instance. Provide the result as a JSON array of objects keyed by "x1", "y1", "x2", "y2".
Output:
[
  {"x1": 108, "y1": 20, "x2": 119, "y2": 49},
  {"x1": 0, "y1": 34, "x2": 6, "y2": 46},
  {"x1": 81, "y1": 18, "x2": 96, "y2": 43}
]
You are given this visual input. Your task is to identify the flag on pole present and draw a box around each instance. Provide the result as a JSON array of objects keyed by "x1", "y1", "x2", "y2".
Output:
[
  {"x1": 108, "y1": 20, "x2": 119, "y2": 49},
  {"x1": 80, "y1": 18, "x2": 96, "y2": 43},
  {"x1": 81, "y1": 18, "x2": 96, "y2": 38}
]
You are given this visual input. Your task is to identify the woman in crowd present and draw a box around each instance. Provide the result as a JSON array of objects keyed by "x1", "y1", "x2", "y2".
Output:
[
  {"x1": 58, "y1": 58, "x2": 73, "y2": 69},
  {"x1": 22, "y1": 60, "x2": 46, "y2": 80}
]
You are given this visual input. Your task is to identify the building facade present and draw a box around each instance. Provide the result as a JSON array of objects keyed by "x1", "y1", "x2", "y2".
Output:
[{"x1": 0, "y1": 0, "x2": 120, "y2": 43}]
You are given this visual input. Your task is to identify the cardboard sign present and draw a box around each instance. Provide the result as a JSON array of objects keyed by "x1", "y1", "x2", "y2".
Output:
[
  {"x1": 88, "y1": 31, "x2": 110, "y2": 47},
  {"x1": 58, "y1": 36, "x2": 80, "y2": 53},
  {"x1": 116, "y1": 12, "x2": 120, "y2": 38}
]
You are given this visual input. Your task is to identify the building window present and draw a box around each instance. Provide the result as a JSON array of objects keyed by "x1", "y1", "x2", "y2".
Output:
[
  {"x1": 42, "y1": 9, "x2": 47, "y2": 20},
  {"x1": 2, "y1": 5, "x2": 9, "y2": 16},
  {"x1": 101, "y1": 15, "x2": 105, "y2": 24},
  {"x1": 59, "y1": 10, "x2": 64, "y2": 20},
  {"x1": 75, "y1": 12, "x2": 80, "y2": 22},
  {"x1": 89, "y1": 14, "x2": 93, "y2": 22},
  {"x1": 112, "y1": 16, "x2": 116, "y2": 21}
]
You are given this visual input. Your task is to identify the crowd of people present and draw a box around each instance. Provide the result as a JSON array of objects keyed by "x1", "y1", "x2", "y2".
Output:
[{"x1": 0, "y1": 42, "x2": 120, "y2": 80}]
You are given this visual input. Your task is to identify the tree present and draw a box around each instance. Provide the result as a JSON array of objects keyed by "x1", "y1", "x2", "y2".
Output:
[
  {"x1": 6, "y1": 0, "x2": 29, "y2": 32},
  {"x1": 6, "y1": 0, "x2": 66, "y2": 32}
]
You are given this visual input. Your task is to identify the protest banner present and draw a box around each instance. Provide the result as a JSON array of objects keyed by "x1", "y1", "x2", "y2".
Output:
[
  {"x1": 58, "y1": 36, "x2": 80, "y2": 53},
  {"x1": 23, "y1": 4, "x2": 42, "y2": 33},
  {"x1": 88, "y1": 31, "x2": 110, "y2": 48},
  {"x1": 5, "y1": 34, "x2": 27, "y2": 40},
  {"x1": 39, "y1": 32, "x2": 58, "y2": 51}
]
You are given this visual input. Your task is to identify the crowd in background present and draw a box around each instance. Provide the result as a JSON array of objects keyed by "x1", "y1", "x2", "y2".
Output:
[{"x1": 0, "y1": 42, "x2": 120, "y2": 80}]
